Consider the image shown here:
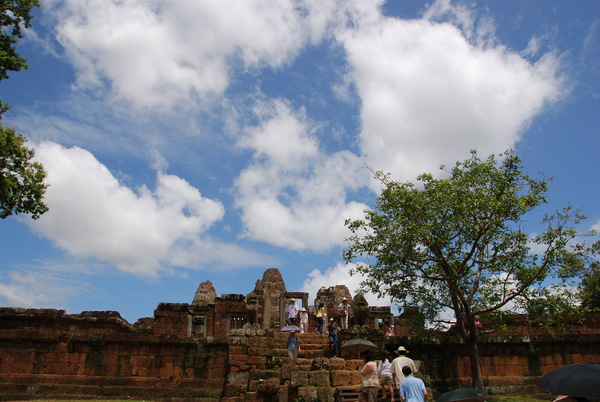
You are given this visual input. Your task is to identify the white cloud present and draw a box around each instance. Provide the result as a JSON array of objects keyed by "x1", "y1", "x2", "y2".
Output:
[
  {"x1": 0, "y1": 269, "x2": 82, "y2": 307},
  {"x1": 26, "y1": 141, "x2": 265, "y2": 276},
  {"x1": 301, "y1": 261, "x2": 392, "y2": 307},
  {"x1": 341, "y1": 4, "x2": 565, "y2": 184},
  {"x1": 49, "y1": 0, "x2": 313, "y2": 109},
  {"x1": 234, "y1": 100, "x2": 370, "y2": 251}
]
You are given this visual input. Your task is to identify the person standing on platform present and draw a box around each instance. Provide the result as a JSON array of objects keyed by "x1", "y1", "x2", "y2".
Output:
[
  {"x1": 286, "y1": 298, "x2": 299, "y2": 325},
  {"x1": 299, "y1": 308, "x2": 308, "y2": 333},
  {"x1": 338, "y1": 297, "x2": 350, "y2": 329}
]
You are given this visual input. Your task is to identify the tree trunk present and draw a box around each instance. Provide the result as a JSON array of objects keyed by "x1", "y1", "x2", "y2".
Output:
[{"x1": 467, "y1": 337, "x2": 484, "y2": 388}]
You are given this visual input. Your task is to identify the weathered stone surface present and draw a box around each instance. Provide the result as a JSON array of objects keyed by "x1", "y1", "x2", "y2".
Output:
[
  {"x1": 276, "y1": 385, "x2": 290, "y2": 402},
  {"x1": 255, "y1": 377, "x2": 279, "y2": 394},
  {"x1": 318, "y1": 386, "x2": 336, "y2": 402},
  {"x1": 311, "y1": 356, "x2": 330, "y2": 371},
  {"x1": 331, "y1": 369, "x2": 361, "y2": 386},
  {"x1": 290, "y1": 370, "x2": 309, "y2": 388},
  {"x1": 298, "y1": 386, "x2": 319, "y2": 401},
  {"x1": 309, "y1": 370, "x2": 330, "y2": 387},
  {"x1": 192, "y1": 281, "x2": 217, "y2": 306}
]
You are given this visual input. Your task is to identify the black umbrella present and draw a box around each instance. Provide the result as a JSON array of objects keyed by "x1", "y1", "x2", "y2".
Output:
[
  {"x1": 537, "y1": 363, "x2": 600, "y2": 398},
  {"x1": 341, "y1": 338, "x2": 378, "y2": 357},
  {"x1": 437, "y1": 388, "x2": 491, "y2": 402}
]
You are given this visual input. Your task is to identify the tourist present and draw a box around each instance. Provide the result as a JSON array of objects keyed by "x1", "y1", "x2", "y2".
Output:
[
  {"x1": 378, "y1": 350, "x2": 395, "y2": 402},
  {"x1": 338, "y1": 297, "x2": 351, "y2": 329},
  {"x1": 286, "y1": 298, "x2": 299, "y2": 325},
  {"x1": 299, "y1": 308, "x2": 308, "y2": 333},
  {"x1": 399, "y1": 365, "x2": 427, "y2": 402},
  {"x1": 286, "y1": 330, "x2": 300, "y2": 365},
  {"x1": 390, "y1": 346, "x2": 417, "y2": 391},
  {"x1": 386, "y1": 324, "x2": 395, "y2": 336},
  {"x1": 358, "y1": 350, "x2": 379, "y2": 402},
  {"x1": 327, "y1": 318, "x2": 339, "y2": 357},
  {"x1": 315, "y1": 301, "x2": 325, "y2": 335}
]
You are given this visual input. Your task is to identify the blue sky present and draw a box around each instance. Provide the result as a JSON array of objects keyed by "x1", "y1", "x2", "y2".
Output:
[{"x1": 1, "y1": 0, "x2": 599, "y2": 324}]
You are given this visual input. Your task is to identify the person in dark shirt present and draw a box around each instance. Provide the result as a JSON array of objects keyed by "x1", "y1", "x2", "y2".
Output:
[{"x1": 327, "y1": 318, "x2": 339, "y2": 357}]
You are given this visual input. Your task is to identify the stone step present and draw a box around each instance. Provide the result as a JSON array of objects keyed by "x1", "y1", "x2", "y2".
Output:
[{"x1": 337, "y1": 386, "x2": 396, "y2": 402}]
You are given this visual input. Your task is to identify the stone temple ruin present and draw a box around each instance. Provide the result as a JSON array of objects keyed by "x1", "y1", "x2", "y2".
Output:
[{"x1": 0, "y1": 267, "x2": 599, "y2": 401}]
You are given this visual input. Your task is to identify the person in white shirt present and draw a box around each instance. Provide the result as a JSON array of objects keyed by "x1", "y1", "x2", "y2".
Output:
[
  {"x1": 299, "y1": 308, "x2": 308, "y2": 333},
  {"x1": 286, "y1": 299, "x2": 299, "y2": 325},
  {"x1": 378, "y1": 350, "x2": 395, "y2": 402},
  {"x1": 338, "y1": 298, "x2": 350, "y2": 329},
  {"x1": 390, "y1": 346, "x2": 417, "y2": 390}
]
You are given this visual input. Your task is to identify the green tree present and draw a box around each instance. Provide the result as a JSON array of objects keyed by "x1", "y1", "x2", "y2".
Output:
[
  {"x1": 581, "y1": 241, "x2": 600, "y2": 310},
  {"x1": 0, "y1": 125, "x2": 47, "y2": 218},
  {"x1": 1, "y1": 0, "x2": 41, "y2": 112},
  {"x1": 1, "y1": 0, "x2": 47, "y2": 219},
  {"x1": 343, "y1": 150, "x2": 589, "y2": 388}
]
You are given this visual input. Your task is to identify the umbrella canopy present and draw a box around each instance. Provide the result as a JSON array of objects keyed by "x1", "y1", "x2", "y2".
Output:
[
  {"x1": 537, "y1": 363, "x2": 600, "y2": 398},
  {"x1": 280, "y1": 325, "x2": 301, "y2": 332},
  {"x1": 341, "y1": 338, "x2": 378, "y2": 357},
  {"x1": 437, "y1": 388, "x2": 491, "y2": 402}
]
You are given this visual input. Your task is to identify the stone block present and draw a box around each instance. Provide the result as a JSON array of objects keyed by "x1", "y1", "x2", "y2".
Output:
[
  {"x1": 228, "y1": 372, "x2": 250, "y2": 388},
  {"x1": 309, "y1": 370, "x2": 330, "y2": 387},
  {"x1": 331, "y1": 370, "x2": 350, "y2": 386},
  {"x1": 280, "y1": 364, "x2": 294, "y2": 380},
  {"x1": 229, "y1": 354, "x2": 249, "y2": 366},
  {"x1": 224, "y1": 383, "x2": 246, "y2": 397},
  {"x1": 256, "y1": 377, "x2": 280, "y2": 394},
  {"x1": 248, "y1": 337, "x2": 269, "y2": 348},
  {"x1": 329, "y1": 357, "x2": 346, "y2": 370},
  {"x1": 249, "y1": 369, "x2": 279, "y2": 381},
  {"x1": 248, "y1": 355, "x2": 266, "y2": 366},
  {"x1": 298, "y1": 386, "x2": 319, "y2": 401},
  {"x1": 311, "y1": 356, "x2": 330, "y2": 371},
  {"x1": 290, "y1": 371, "x2": 309, "y2": 388},
  {"x1": 229, "y1": 345, "x2": 247, "y2": 355},
  {"x1": 277, "y1": 385, "x2": 290, "y2": 402},
  {"x1": 318, "y1": 386, "x2": 336, "y2": 402}
]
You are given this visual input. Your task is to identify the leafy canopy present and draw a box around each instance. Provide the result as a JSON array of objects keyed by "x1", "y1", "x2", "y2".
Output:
[
  {"x1": 344, "y1": 150, "x2": 588, "y2": 328},
  {"x1": 0, "y1": 0, "x2": 47, "y2": 219},
  {"x1": 0, "y1": 125, "x2": 48, "y2": 219}
]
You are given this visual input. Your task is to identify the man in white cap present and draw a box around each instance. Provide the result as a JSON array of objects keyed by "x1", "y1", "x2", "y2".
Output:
[
  {"x1": 286, "y1": 299, "x2": 299, "y2": 325},
  {"x1": 390, "y1": 346, "x2": 417, "y2": 391}
]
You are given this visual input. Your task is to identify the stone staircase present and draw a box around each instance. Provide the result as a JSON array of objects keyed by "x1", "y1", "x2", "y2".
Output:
[{"x1": 267, "y1": 332, "x2": 396, "y2": 402}]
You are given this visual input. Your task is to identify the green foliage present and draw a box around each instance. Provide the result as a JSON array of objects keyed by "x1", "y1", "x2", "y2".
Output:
[
  {"x1": 0, "y1": 1, "x2": 47, "y2": 220},
  {"x1": 344, "y1": 149, "x2": 591, "y2": 386},
  {"x1": 0, "y1": 125, "x2": 48, "y2": 218},
  {"x1": 580, "y1": 241, "x2": 600, "y2": 310},
  {"x1": 1, "y1": 0, "x2": 41, "y2": 82}
]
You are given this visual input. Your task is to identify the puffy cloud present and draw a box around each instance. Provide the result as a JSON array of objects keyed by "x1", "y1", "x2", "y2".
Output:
[
  {"x1": 234, "y1": 100, "x2": 370, "y2": 251},
  {"x1": 301, "y1": 262, "x2": 392, "y2": 307},
  {"x1": 49, "y1": 0, "x2": 313, "y2": 108},
  {"x1": 26, "y1": 141, "x2": 262, "y2": 276},
  {"x1": 342, "y1": 3, "x2": 565, "y2": 183}
]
